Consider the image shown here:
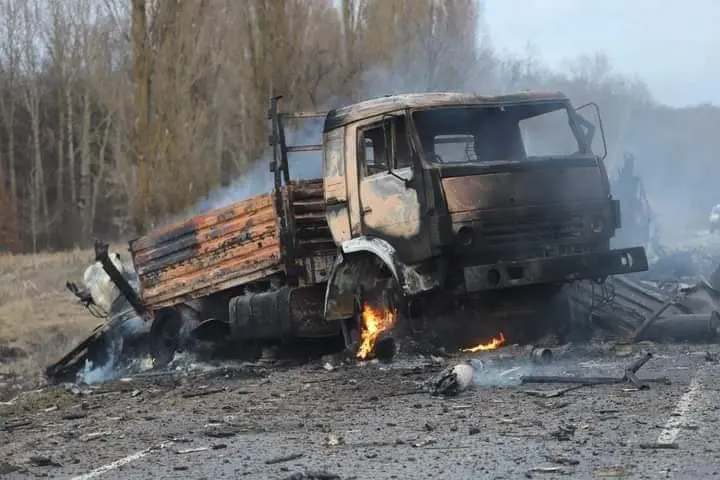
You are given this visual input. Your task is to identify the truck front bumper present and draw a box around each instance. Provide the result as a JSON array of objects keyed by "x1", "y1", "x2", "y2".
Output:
[{"x1": 462, "y1": 246, "x2": 649, "y2": 293}]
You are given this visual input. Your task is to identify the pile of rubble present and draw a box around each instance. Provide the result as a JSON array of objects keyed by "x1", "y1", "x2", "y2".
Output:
[{"x1": 567, "y1": 251, "x2": 720, "y2": 344}]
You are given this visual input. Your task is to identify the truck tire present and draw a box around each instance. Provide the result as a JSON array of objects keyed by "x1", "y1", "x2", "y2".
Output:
[
  {"x1": 342, "y1": 274, "x2": 402, "y2": 362},
  {"x1": 149, "y1": 307, "x2": 184, "y2": 367}
]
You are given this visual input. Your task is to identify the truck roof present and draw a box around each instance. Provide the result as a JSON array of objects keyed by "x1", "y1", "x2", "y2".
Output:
[{"x1": 323, "y1": 91, "x2": 570, "y2": 132}]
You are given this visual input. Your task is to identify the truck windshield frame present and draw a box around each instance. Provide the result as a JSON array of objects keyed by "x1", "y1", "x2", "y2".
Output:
[{"x1": 410, "y1": 101, "x2": 592, "y2": 167}]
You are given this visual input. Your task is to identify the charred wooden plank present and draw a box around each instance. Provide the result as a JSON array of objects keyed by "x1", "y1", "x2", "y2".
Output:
[{"x1": 130, "y1": 193, "x2": 284, "y2": 309}]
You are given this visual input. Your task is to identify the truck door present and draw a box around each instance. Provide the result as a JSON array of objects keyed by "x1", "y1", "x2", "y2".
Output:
[
  {"x1": 323, "y1": 128, "x2": 352, "y2": 243},
  {"x1": 355, "y1": 114, "x2": 431, "y2": 263}
]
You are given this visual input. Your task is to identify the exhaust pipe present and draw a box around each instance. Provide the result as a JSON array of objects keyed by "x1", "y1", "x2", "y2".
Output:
[{"x1": 529, "y1": 347, "x2": 553, "y2": 364}]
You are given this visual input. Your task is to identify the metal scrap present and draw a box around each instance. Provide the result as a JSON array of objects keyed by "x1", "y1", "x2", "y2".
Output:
[
  {"x1": 181, "y1": 387, "x2": 225, "y2": 398},
  {"x1": 529, "y1": 347, "x2": 553, "y2": 364},
  {"x1": 429, "y1": 363, "x2": 474, "y2": 396},
  {"x1": 520, "y1": 352, "x2": 669, "y2": 388},
  {"x1": 265, "y1": 453, "x2": 304, "y2": 465},
  {"x1": 569, "y1": 270, "x2": 720, "y2": 343},
  {"x1": 283, "y1": 472, "x2": 341, "y2": 480}
]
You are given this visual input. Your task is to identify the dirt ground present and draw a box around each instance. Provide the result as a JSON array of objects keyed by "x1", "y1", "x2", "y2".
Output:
[
  {"x1": 1, "y1": 343, "x2": 719, "y2": 479},
  {"x1": 3, "y1": 231, "x2": 720, "y2": 479},
  {"x1": 0, "y1": 250, "x2": 104, "y2": 397}
]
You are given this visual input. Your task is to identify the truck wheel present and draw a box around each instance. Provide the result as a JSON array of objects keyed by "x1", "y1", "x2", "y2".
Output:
[
  {"x1": 150, "y1": 307, "x2": 183, "y2": 367},
  {"x1": 343, "y1": 277, "x2": 402, "y2": 362}
]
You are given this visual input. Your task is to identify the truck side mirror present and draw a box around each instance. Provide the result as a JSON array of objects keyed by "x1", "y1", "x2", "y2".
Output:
[{"x1": 575, "y1": 102, "x2": 607, "y2": 160}]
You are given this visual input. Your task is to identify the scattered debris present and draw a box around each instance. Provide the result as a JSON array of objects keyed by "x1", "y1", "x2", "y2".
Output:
[
  {"x1": 529, "y1": 347, "x2": 553, "y2": 364},
  {"x1": 569, "y1": 272, "x2": 720, "y2": 343},
  {"x1": 2, "y1": 419, "x2": 32, "y2": 431},
  {"x1": 524, "y1": 385, "x2": 586, "y2": 398},
  {"x1": 520, "y1": 352, "x2": 668, "y2": 389},
  {"x1": 545, "y1": 455, "x2": 580, "y2": 466},
  {"x1": 174, "y1": 447, "x2": 210, "y2": 455},
  {"x1": 181, "y1": 387, "x2": 225, "y2": 398},
  {"x1": 638, "y1": 442, "x2": 679, "y2": 450},
  {"x1": 62, "y1": 412, "x2": 88, "y2": 420},
  {"x1": 528, "y1": 466, "x2": 566, "y2": 474},
  {"x1": 203, "y1": 425, "x2": 240, "y2": 438},
  {"x1": 325, "y1": 434, "x2": 344, "y2": 447},
  {"x1": 429, "y1": 363, "x2": 474, "y2": 396},
  {"x1": 265, "y1": 453, "x2": 304, "y2": 465},
  {"x1": 28, "y1": 455, "x2": 61, "y2": 467},
  {"x1": 550, "y1": 424, "x2": 576, "y2": 441},
  {"x1": 283, "y1": 472, "x2": 341, "y2": 480},
  {"x1": 595, "y1": 466, "x2": 629, "y2": 478},
  {"x1": 412, "y1": 437, "x2": 436, "y2": 448},
  {"x1": 80, "y1": 431, "x2": 112, "y2": 442}
]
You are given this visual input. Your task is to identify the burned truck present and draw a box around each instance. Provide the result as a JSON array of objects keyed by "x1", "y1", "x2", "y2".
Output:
[{"x1": 51, "y1": 92, "x2": 649, "y2": 378}]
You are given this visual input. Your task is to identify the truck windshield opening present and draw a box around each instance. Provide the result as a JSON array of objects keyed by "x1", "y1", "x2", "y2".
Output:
[{"x1": 412, "y1": 102, "x2": 587, "y2": 165}]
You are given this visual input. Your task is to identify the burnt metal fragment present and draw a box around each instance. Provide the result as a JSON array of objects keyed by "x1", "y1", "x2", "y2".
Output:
[
  {"x1": 430, "y1": 363, "x2": 474, "y2": 396},
  {"x1": 530, "y1": 347, "x2": 553, "y2": 364}
]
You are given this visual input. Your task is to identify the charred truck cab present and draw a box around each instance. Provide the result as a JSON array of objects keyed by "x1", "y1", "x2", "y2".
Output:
[
  {"x1": 321, "y1": 92, "x2": 648, "y2": 348},
  {"x1": 57, "y1": 92, "x2": 649, "y2": 377}
]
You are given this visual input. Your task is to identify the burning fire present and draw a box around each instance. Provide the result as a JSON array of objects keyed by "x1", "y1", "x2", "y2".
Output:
[
  {"x1": 461, "y1": 332, "x2": 506, "y2": 353},
  {"x1": 356, "y1": 304, "x2": 397, "y2": 360}
]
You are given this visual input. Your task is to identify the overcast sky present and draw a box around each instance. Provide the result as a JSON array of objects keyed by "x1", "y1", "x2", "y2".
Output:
[{"x1": 483, "y1": 0, "x2": 720, "y2": 107}]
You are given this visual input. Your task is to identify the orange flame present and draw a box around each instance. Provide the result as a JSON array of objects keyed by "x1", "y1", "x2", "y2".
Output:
[
  {"x1": 356, "y1": 304, "x2": 397, "y2": 360},
  {"x1": 461, "y1": 332, "x2": 506, "y2": 353}
]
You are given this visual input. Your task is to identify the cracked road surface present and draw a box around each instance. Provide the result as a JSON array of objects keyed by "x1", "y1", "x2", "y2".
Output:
[{"x1": 1, "y1": 343, "x2": 719, "y2": 480}]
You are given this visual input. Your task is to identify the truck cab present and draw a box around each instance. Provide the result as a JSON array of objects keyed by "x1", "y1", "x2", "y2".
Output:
[{"x1": 322, "y1": 92, "x2": 648, "y2": 326}]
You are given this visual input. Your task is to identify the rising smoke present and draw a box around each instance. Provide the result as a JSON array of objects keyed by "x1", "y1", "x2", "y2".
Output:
[{"x1": 177, "y1": 118, "x2": 325, "y2": 218}]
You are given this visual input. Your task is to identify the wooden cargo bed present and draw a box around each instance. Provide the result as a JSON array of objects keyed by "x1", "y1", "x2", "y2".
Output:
[{"x1": 129, "y1": 179, "x2": 332, "y2": 310}]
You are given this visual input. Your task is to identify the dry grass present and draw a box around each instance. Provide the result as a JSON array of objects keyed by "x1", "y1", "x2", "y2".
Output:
[{"x1": 0, "y1": 249, "x2": 106, "y2": 388}]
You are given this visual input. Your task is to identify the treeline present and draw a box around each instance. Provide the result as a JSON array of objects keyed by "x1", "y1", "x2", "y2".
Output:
[{"x1": 0, "y1": 0, "x2": 715, "y2": 253}]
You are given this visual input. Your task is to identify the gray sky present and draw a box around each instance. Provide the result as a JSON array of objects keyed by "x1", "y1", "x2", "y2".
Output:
[{"x1": 483, "y1": 0, "x2": 720, "y2": 107}]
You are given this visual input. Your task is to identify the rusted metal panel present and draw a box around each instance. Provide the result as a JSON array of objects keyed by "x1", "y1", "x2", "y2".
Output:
[
  {"x1": 360, "y1": 167, "x2": 421, "y2": 239},
  {"x1": 324, "y1": 91, "x2": 569, "y2": 132},
  {"x1": 130, "y1": 193, "x2": 283, "y2": 309},
  {"x1": 442, "y1": 169, "x2": 605, "y2": 213}
]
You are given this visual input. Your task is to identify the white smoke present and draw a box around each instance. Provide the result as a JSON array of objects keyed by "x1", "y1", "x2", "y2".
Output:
[
  {"x1": 82, "y1": 252, "x2": 125, "y2": 313},
  {"x1": 75, "y1": 255, "x2": 154, "y2": 385},
  {"x1": 178, "y1": 117, "x2": 325, "y2": 218}
]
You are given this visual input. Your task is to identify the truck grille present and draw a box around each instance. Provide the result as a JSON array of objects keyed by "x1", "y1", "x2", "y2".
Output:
[
  {"x1": 480, "y1": 209, "x2": 586, "y2": 247},
  {"x1": 453, "y1": 203, "x2": 606, "y2": 261}
]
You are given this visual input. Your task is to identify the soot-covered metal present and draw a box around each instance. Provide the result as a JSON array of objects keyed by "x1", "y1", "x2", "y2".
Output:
[{"x1": 131, "y1": 193, "x2": 284, "y2": 309}]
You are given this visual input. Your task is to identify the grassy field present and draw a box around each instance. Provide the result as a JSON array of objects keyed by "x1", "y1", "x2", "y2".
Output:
[{"x1": 0, "y1": 249, "x2": 104, "y2": 392}]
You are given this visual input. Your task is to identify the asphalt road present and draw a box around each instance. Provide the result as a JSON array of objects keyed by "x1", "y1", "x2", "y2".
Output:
[{"x1": 1, "y1": 342, "x2": 719, "y2": 480}]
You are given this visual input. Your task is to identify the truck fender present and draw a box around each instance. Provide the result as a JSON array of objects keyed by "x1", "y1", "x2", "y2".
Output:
[{"x1": 323, "y1": 236, "x2": 439, "y2": 321}]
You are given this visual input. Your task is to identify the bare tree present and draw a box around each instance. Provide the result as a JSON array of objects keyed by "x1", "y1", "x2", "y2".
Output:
[
  {"x1": 0, "y1": 0, "x2": 21, "y2": 220},
  {"x1": 0, "y1": 0, "x2": 711, "y2": 251}
]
